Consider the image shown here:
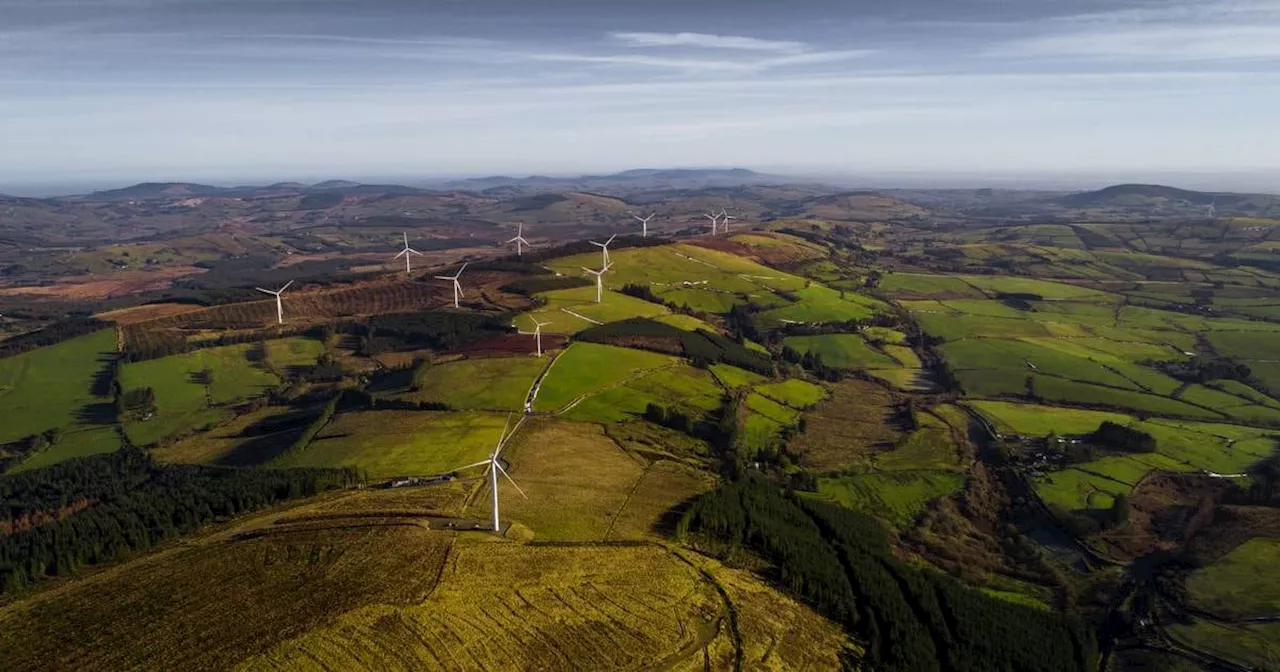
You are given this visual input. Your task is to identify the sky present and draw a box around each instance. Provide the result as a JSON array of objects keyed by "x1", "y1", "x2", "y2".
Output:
[{"x1": 2, "y1": 0, "x2": 1280, "y2": 192}]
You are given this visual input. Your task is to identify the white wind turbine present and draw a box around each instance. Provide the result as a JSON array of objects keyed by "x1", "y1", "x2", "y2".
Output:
[
  {"x1": 721, "y1": 211, "x2": 737, "y2": 233},
  {"x1": 590, "y1": 234, "x2": 617, "y2": 267},
  {"x1": 453, "y1": 414, "x2": 527, "y2": 532},
  {"x1": 633, "y1": 213, "x2": 655, "y2": 238},
  {"x1": 255, "y1": 280, "x2": 293, "y2": 325},
  {"x1": 583, "y1": 263, "x2": 612, "y2": 303},
  {"x1": 1207, "y1": 196, "x2": 1218, "y2": 219},
  {"x1": 506, "y1": 222, "x2": 531, "y2": 257},
  {"x1": 703, "y1": 212, "x2": 720, "y2": 235},
  {"x1": 519, "y1": 317, "x2": 550, "y2": 357},
  {"x1": 434, "y1": 262, "x2": 467, "y2": 308},
  {"x1": 393, "y1": 232, "x2": 423, "y2": 276}
]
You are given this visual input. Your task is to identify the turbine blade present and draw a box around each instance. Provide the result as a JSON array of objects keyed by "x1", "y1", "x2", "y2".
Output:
[
  {"x1": 590, "y1": 241, "x2": 604, "y2": 248},
  {"x1": 394, "y1": 249, "x2": 408, "y2": 259},
  {"x1": 455, "y1": 459, "x2": 493, "y2": 472},
  {"x1": 411, "y1": 249, "x2": 423, "y2": 256},
  {"x1": 491, "y1": 413, "x2": 511, "y2": 459},
  {"x1": 255, "y1": 287, "x2": 273, "y2": 294},
  {"x1": 494, "y1": 462, "x2": 528, "y2": 499},
  {"x1": 457, "y1": 262, "x2": 468, "y2": 275},
  {"x1": 434, "y1": 276, "x2": 451, "y2": 280},
  {"x1": 278, "y1": 280, "x2": 293, "y2": 292},
  {"x1": 506, "y1": 236, "x2": 519, "y2": 243},
  {"x1": 605, "y1": 234, "x2": 616, "y2": 245}
]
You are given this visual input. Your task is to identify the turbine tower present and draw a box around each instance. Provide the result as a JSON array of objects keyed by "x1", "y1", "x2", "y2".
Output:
[
  {"x1": 526, "y1": 317, "x2": 549, "y2": 357},
  {"x1": 506, "y1": 222, "x2": 531, "y2": 257},
  {"x1": 721, "y1": 213, "x2": 737, "y2": 233},
  {"x1": 1207, "y1": 196, "x2": 1218, "y2": 219},
  {"x1": 434, "y1": 262, "x2": 467, "y2": 309},
  {"x1": 633, "y1": 213, "x2": 655, "y2": 238},
  {"x1": 453, "y1": 414, "x2": 526, "y2": 532},
  {"x1": 590, "y1": 234, "x2": 617, "y2": 267},
  {"x1": 703, "y1": 212, "x2": 720, "y2": 235},
  {"x1": 583, "y1": 263, "x2": 612, "y2": 303},
  {"x1": 255, "y1": 280, "x2": 293, "y2": 325},
  {"x1": 394, "y1": 232, "x2": 423, "y2": 276}
]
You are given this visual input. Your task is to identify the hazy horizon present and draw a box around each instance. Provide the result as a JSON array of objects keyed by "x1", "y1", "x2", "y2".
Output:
[{"x1": 4, "y1": 0, "x2": 1279, "y2": 188}]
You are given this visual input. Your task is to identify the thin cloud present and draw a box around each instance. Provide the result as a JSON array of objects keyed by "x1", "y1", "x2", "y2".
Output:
[
  {"x1": 1001, "y1": 25, "x2": 1280, "y2": 61},
  {"x1": 610, "y1": 31, "x2": 807, "y2": 53}
]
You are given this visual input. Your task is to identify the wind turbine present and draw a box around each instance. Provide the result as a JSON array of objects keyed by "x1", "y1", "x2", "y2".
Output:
[
  {"x1": 1207, "y1": 196, "x2": 1218, "y2": 219},
  {"x1": 583, "y1": 263, "x2": 612, "y2": 303},
  {"x1": 721, "y1": 212, "x2": 737, "y2": 233},
  {"x1": 393, "y1": 232, "x2": 423, "y2": 276},
  {"x1": 255, "y1": 280, "x2": 293, "y2": 325},
  {"x1": 453, "y1": 414, "x2": 526, "y2": 532},
  {"x1": 506, "y1": 222, "x2": 531, "y2": 257},
  {"x1": 633, "y1": 213, "x2": 655, "y2": 238},
  {"x1": 434, "y1": 262, "x2": 467, "y2": 308},
  {"x1": 703, "y1": 212, "x2": 720, "y2": 235},
  {"x1": 520, "y1": 317, "x2": 549, "y2": 357},
  {"x1": 590, "y1": 234, "x2": 617, "y2": 267}
]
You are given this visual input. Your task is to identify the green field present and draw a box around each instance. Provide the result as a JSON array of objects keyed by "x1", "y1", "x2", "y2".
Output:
[
  {"x1": 272, "y1": 410, "x2": 508, "y2": 478},
  {"x1": 754, "y1": 379, "x2": 826, "y2": 409},
  {"x1": 264, "y1": 337, "x2": 326, "y2": 371},
  {"x1": 783, "y1": 334, "x2": 898, "y2": 369},
  {"x1": 878, "y1": 274, "x2": 986, "y2": 298},
  {"x1": 403, "y1": 356, "x2": 546, "y2": 411},
  {"x1": 1186, "y1": 538, "x2": 1280, "y2": 619},
  {"x1": 119, "y1": 343, "x2": 281, "y2": 445},
  {"x1": 12, "y1": 425, "x2": 122, "y2": 472},
  {"x1": 517, "y1": 286, "x2": 669, "y2": 334},
  {"x1": 563, "y1": 365, "x2": 724, "y2": 423},
  {"x1": 0, "y1": 329, "x2": 116, "y2": 445},
  {"x1": 761, "y1": 285, "x2": 883, "y2": 324},
  {"x1": 811, "y1": 471, "x2": 966, "y2": 526},
  {"x1": 533, "y1": 343, "x2": 676, "y2": 412},
  {"x1": 709, "y1": 363, "x2": 767, "y2": 390}
]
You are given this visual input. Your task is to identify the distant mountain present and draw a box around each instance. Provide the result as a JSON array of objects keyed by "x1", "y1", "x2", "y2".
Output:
[
  {"x1": 311, "y1": 180, "x2": 363, "y2": 190},
  {"x1": 82, "y1": 182, "x2": 225, "y2": 201},
  {"x1": 1053, "y1": 184, "x2": 1280, "y2": 216},
  {"x1": 441, "y1": 168, "x2": 804, "y2": 193}
]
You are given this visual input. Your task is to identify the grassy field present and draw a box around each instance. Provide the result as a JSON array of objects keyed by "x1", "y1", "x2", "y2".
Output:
[
  {"x1": 402, "y1": 356, "x2": 546, "y2": 411},
  {"x1": 789, "y1": 379, "x2": 901, "y2": 471},
  {"x1": 272, "y1": 410, "x2": 508, "y2": 478},
  {"x1": 1186, "y1": 538, "x2": 1280, "y2": 619},
  {"x1": 755, "y1": 378, "x2": 827, "y2": 409},
  {"x1": 476, "y1": 419, "x2": 644, "y2": 540},
  {"x1": 521, "y1": 285, "x2": 670, "y2": 334},
  {"x1": 12, "y1": 425, "x2": 121, "y2": 472},
  {"x1": 967, "y1": 401, "x2": 1132, "y2": 436},
  {"x1": 761, "y1": 285, "x2": 883, "y2": 324},
  {"x1": 709, "y1": 363, "x2": 767, "y2": 390},
  {"x1": 263, "y1": 336, "x2": 326, "y2": 371},
  {"x1": 783, "y1": 334, "x2": 898, "y2": 369},
  {"x1": 604, "y1": 459, "x2": 716, "y2": 540},
  {"x1": 810, "y1": 471, "x2": 966, "y2": 526},
  {"x1": 119, "y1": 342, "x2": 281, "y2": 445},
  {"x1": 0, "y1": 521, "x2": 453, "y2": 671},
  {"x1": 1166, "y1": 620, "x2": 1280, "y2": 671},
  {"x1": 532, "y1": 342, "x2": 675, "y2": 412},
  {"x1": 563, "y1": 365, "x2": 724, "y2": 423},
  {"x1": 242, "y1": 539, "x2": 848, "y2": 671},
  {"x1": 0, "y1": 328, "x2": 116, "y2": 445}
]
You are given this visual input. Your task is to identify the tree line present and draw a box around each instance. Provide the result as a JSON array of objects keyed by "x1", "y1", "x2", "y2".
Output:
[
  {"x1": 0, "y1": 448, "x2": 358, "y2": 594},
  {"x1": 678, "y1": 476, "x2": 1097, "y2": 672},
  {"x1": 576, "y1": 318, "x2": 774, "y2": 376}
]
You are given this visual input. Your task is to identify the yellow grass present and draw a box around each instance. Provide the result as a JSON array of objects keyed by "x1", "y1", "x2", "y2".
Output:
[
  {"x1": 242, "y1": 541, "x2": 724, "y2": 671},
  {"x1": 473, "y1": 419, "x2": 645, "y2": 540},
  {"x1": 0, "y1": 523, "x2": 452, "y2": 671}
]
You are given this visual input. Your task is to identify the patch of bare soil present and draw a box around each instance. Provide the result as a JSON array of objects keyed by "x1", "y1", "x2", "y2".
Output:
[{"x1": 0, "y1": 267, "x2": 204, "y2": 300}]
